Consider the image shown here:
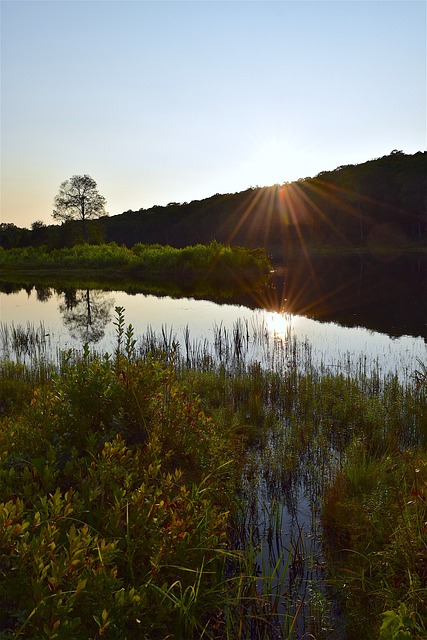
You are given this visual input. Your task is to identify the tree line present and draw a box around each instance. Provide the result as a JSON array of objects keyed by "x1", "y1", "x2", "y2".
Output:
[{"x1": 1, "y1": 150, "x2": 425, "y2": 259}]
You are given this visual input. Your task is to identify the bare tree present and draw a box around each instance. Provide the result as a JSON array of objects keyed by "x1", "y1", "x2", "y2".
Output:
[{"x1": 52, "y1": 174, "x2": 107, "y2": 241}]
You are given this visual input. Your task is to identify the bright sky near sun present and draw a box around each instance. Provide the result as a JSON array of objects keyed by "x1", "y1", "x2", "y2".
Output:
[{"x1": 1, "y1": 0, "x2": 426, "y2": 229}]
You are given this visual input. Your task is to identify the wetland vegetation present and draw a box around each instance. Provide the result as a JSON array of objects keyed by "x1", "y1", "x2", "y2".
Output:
[
  {"x1": 0, "y1": 241, "x2": 270, "y2": 286},
  {"x1": 0, "y1": 309, "x2": 425, "y2": 639},
  {"x1": 0, "y1": 151, "x2": 426, "y2": 638}
]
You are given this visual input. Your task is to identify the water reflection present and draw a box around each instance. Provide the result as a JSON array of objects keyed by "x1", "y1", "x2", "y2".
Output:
[
  {"x1": 266, "y1": 312, "x2": 292, "y2": 342},
  {"x1": 58, "y1": 289, "x2": 114, "y2": 343},
  {"x1": 262, "y1": 254, "x2": 426, "y2": 339},
  {"x1": 35, "y1": 285, "x2": 53, "y2": 302},
  {"x1": 0, "y1": 253, "x2": 425, "y2": 382},
  {"x1": 0, "y1": 253, "x2": 425, "y2": 339}
]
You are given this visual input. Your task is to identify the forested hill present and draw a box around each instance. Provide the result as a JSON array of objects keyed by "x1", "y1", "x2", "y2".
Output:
[{"x1": 2, "y1": 151, "x2": 426, "y2": 257}]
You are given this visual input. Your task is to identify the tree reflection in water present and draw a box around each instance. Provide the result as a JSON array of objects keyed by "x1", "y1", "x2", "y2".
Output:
[
  {"x1": 58, "y1": 289, "x2": 114, "y2": 343},
  {"x1": 35, "y1": 286, "x2": 53, "y2": 302}
]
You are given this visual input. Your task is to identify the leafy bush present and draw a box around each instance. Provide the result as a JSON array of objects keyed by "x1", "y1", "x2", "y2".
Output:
[
  {"x1": 0, "y1": 308, "x2": 425, "y2": 638},
  {"x1": 322, "y1": 445, "x2": 427, "y2": 639},
  {"x1": 0, "y1": 311, "x2": 237, "y2": 638},
  {"x1": 0, "y1": 242, "x2": 271, "y2": 280}
]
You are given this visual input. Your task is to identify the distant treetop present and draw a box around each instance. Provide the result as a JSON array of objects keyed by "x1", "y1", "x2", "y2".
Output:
[{"x1": 52, "y1": 174, "x2": 108, "y2": 242}]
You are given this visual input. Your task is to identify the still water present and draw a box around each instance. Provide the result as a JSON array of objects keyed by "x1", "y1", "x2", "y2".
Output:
[{"x1": 0, "y1": 285, "x2": 425, "y2": 379}]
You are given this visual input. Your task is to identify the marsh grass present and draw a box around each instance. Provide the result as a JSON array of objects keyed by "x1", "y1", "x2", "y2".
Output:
[
  {"x1": 0, "y1": 307, "x2": 425, "y2": 638},
  {"x1": 0, "y1": 321, "x2": 51, "y2": 361},
  {"x1": 322, "y1": 446, "x2": 427, "y2": 639},
  {"x1": 0, "y1": 242, "x2": 271, "y2": 286},
  {"x1": 0, "y1": 322, "x2": 54, "y2": 418}
]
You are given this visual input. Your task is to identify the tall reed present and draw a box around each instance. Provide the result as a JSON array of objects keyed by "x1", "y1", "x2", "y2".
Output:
[{"x1": 0, "y1": 307, "x2": 425, "y2": 638}]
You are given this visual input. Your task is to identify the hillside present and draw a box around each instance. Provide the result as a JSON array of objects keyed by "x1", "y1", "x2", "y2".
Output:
[{"x1": 1, "y1": 151, "x2": 426, "y2": 258}]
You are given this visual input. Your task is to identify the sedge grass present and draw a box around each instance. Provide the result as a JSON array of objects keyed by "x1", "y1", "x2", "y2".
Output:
[{"x1": 0, "y1": 307, "x2": 425, "y2": 638}]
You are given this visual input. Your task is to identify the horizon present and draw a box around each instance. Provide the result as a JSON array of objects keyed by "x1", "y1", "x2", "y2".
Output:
[
  {"x1": 3, "y1": 148, "x2": 425, "y2": 230},
  {"x1": 1, "y1": 1, "x2": 425, "y2": 230}
]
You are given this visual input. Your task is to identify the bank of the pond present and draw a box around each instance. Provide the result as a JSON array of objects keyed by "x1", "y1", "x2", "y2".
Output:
[
  {"x1": 0, "y1": 241, "x2": 271, "y2": 281},
  {"x1": 0, "y1": 309, "x2": 426, "y2": 639},
  {"x1": 0, "y1": 269, "x2": 269, "y2": 302}
]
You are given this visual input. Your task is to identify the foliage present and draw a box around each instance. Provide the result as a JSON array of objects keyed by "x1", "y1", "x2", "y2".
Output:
[
  {"x1": 86, "y1": 151, "x2": 427, "y2": 253},
  {"x1": 322, "y1": 445, "x2": 427, "y2": 639},
  {"x1": 379, "y1": 604, "x2": 419, "y2": 640},
  {"x1": 0, "y1": 310, "x2": 236, "y2": 638},
  {"x1": 2, "y1": 152, "x2": 425, "y2": 255},
  {"x1": 0, "y1": 307, "x2": 426, "y2": 637},
  {"x1": 52, "y1": 175, "x2": 108, "y2": 242},
  {"x1": 99, "y1": 151, "x2": 427, "y2": 255},
  {"x1": 0, "y1": 241, "x2": 271, "y2": 285}
]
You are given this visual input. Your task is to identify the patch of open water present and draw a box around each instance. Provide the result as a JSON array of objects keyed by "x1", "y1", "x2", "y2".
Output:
[{"x1": 1, "y1": 288, "x2": 425, "y2": 380}]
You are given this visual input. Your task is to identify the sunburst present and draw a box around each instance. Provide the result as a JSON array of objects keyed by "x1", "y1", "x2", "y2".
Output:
[{"x1": 266, "y1": 310, "x2": 291, "y2": 342}]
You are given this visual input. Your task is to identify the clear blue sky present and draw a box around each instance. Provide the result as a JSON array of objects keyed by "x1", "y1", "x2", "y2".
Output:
[{"x1": 1, "y1": 0, "x2": 425, "y2": 229}]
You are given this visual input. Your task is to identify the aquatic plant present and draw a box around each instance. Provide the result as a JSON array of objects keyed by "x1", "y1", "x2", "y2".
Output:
[{"x1": 0, "y1": 308, "x2": 425, "y2": 638}]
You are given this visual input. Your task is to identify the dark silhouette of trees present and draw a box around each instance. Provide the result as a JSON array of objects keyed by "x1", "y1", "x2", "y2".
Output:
[
  {"x1": 52, "y1": 175, "x2": 108, "y2": 242},
  {"x1": 2, "y1": 152, "x2": 425, "y2": 254},
  {"x1": 0, "y1": 223, "x2": 30, "y2": 248},
  {"x1": 58, "y1": 288, "x2": 114, "y2": 343},
  {"x1": 30, "y1": 220, "x2": 49, "y2": 247},
  {"x1": 95, "y1": 151, "x2": 425, "y2": 257},
  {"x1": 31, "y1": 220, "x2": 46, "y2": 231}
]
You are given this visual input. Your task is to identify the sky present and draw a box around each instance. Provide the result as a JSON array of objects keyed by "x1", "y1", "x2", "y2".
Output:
[{"x1": 1, "y1": 0, "x2": 426, "y2": 229}]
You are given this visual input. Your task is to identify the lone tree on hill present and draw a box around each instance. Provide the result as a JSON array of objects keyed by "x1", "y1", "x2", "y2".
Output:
[{"x1": 52, "y1": 174, "x2": 107, "y2": 242}]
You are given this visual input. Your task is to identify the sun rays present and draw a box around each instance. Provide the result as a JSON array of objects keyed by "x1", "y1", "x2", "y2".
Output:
[
  {"x1": 222, "y1": 171, "x2": 386, "y2": 257},
  {"x1": 218, "y1": 173, "x2": 391, "y2": 320}
]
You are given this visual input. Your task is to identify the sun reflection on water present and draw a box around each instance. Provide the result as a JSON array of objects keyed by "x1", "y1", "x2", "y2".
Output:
[{"x1": 266, "y1": 310, "x2": 292, "y2": 342}]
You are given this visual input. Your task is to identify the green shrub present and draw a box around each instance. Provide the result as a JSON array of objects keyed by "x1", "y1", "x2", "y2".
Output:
[
  {"x1": 0, "y1": 242, "x2": 271, "y2": 281},
  {"x1": 322, "y1": 446, "x2": 427, "y2": 639}
]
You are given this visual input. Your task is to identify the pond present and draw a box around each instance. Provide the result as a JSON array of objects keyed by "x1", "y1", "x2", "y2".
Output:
[
  {"x1": 0, "y1": 255, "x2": 426, "y2": 637},
  {"x1": 1, "y1": 255, "x2": 425, "y2": 379}
]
